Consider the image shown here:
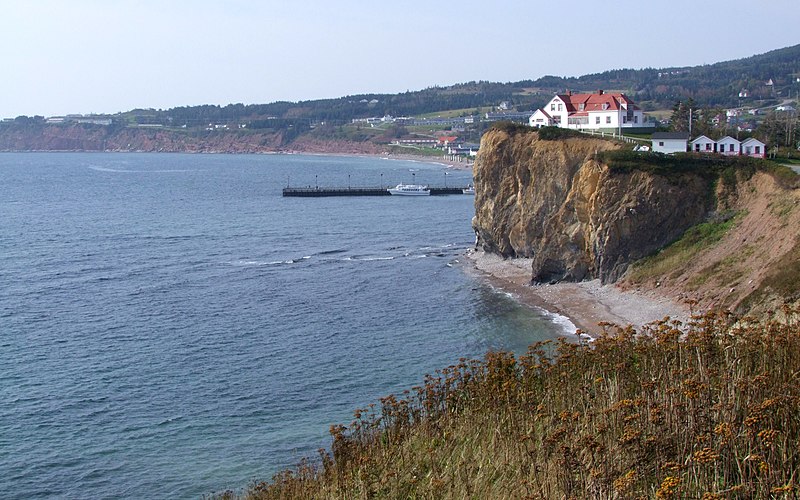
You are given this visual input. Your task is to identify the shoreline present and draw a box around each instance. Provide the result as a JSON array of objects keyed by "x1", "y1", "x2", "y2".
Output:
[
  {"x1": 464, "y1": 250, "x2": 690, "y2": 337},
  {"x1": 288, "y1": 150, "x2": 474, "y2": 170}
]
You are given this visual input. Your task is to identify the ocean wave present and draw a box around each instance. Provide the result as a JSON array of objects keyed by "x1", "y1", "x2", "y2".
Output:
[
  {"x1": 540, "y1": 309, "x2": 581, "y2": 338},
  {"x1": 88, "y1": 166, "x2": 196, "y2": 173},
  {"x1": 343, "y1": 255, "x2": 395, "y2": 262},
  {"x1": 231, "y1": 256, "x2": 310, "y2": 267},
  {"x1": 316, "y1": 249, "x2": 348, "y2": 256}
]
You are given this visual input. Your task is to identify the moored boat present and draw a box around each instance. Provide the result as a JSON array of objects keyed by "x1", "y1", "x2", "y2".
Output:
[
  {"x1": 462, "y1": 185, "x2": 475, "y2": 195},
  {"x1": 388, "y1": 183, "x2": 430, "y2": 196}
]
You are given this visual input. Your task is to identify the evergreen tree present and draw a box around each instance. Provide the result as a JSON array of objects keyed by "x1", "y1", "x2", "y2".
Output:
[{"x1": 669, "y1": 98, "x2": 697, "y2": 133}]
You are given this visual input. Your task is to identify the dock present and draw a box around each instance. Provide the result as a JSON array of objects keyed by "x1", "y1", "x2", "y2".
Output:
[{"x1": 282, "y1": 186, "x2": 470, "y2": 197}]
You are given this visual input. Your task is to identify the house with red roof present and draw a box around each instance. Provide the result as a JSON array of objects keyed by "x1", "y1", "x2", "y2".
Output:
[{"x1": 528, "y1": 90, "x2": 652, "y2": 131}]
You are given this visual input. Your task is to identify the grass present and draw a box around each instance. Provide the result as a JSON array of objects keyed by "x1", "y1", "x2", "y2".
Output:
[
  {"x1": 416, "y1": 107, "x2": 491, "y2": 119},
  {"x1": 626, "y1": 213, "x2": 741, "y2": 284},
  {"x1": 221, "y1": 308, "x2": 800, "y2": 499}
]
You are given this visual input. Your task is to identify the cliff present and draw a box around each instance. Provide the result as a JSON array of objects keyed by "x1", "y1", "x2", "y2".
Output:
[
  {"x1": 0, "y1": 123, "x2": 384, "y2": 155},
  {"x1": 472, "y1": 127, "x2": 800, "y2": 312}
]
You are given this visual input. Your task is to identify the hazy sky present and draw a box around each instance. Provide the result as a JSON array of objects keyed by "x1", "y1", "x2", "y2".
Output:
[{"x1": 2, "y1": 0, "x2": 798, "y2": 117}]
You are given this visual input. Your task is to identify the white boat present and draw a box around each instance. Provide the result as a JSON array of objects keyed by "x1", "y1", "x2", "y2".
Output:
[
  {"x1": 462, "y1": 185, "x2": 475, "y2": 195},
  {"x1": 388, "y1": 183, "x2": 430, "y2": 196}
]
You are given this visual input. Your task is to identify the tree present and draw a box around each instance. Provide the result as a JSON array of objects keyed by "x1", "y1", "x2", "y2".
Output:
[
  {"x1": 758, "y1": 110, "x2": 799, "y2": 148},
  {"x1": 669, "y1": 98, "x2": 697, "y2": 133}
]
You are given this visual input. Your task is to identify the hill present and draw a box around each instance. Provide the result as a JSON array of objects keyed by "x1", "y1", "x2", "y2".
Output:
[{"x1": 2, "y1": 44, "x2": 799, "y2": 154}]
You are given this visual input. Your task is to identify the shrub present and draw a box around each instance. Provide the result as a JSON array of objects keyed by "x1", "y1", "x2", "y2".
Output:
[
  {"x1": 536, "y1": 125, "x2": 585, "y2": 141},
  {"x1": 488, "y1": 120, "x2": 533, "y2": 136}
]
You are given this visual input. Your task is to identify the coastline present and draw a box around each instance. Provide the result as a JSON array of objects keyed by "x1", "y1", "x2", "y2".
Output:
[
  {"x1": 287, "y1": 150, "x2": 474, "y2": 170},
  {"x1": 463, "y1": 249, "x2": 691, "y2": 337}
]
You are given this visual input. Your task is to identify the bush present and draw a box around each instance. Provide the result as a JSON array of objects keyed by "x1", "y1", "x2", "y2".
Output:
[
  {"x1": 536, "y1": 125, "x2": 585, "y2": 141},
  {"x1": 489, "y1": 120, "x2": 533, "y2": 136}
]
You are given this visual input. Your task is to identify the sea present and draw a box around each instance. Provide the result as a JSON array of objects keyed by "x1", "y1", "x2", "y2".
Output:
[{"x1": 0, "y1": 152, "x2": 575, "y2": 499}]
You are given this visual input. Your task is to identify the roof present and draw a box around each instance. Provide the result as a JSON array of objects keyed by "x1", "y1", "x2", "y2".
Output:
[
  {"x1": 690, "y1": 135, "x2": 714, "y2": 144},
  {"x1": 741, "y1": 137, "x2": 765, "y2": 145},
  {"x1": 717, "y1": 136, "x2": 741, "y2": 143},
  {"x1": 652, "y1": 132, "x2": 689, "y2": 140},
  {"x1": 553, "y1": 91, "x2": 640, "y2": 113}
]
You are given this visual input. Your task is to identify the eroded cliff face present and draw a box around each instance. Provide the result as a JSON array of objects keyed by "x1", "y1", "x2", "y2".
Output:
[
  {"x1": 473, "y1": 127, "x2": 800, "y2": 312},
  {"x1": 474, "y1": 130, "x2": 715, "y2": 284}
]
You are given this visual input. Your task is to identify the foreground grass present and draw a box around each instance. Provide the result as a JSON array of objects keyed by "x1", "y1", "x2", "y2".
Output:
[{"x1": 224, "y1": 308, "x2": 800, "y2": 499}]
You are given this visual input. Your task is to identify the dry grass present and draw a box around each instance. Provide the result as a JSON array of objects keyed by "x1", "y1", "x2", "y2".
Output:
[{"x1": 222, "y1": 307, "x2": 800, "y2": 499}]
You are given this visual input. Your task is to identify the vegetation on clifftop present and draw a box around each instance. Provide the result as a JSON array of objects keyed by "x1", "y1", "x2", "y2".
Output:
[
  {"x1": 222, "y1": 309, "x2": 800, "y2": 499},
  {"x1": 599, "y1": 150, "x2": 799, "y2": 187}
]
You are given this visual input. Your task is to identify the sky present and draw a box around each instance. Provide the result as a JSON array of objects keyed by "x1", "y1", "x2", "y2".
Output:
[{"x1": 1, "y1": 0, "x2": 798, "y2": 118}]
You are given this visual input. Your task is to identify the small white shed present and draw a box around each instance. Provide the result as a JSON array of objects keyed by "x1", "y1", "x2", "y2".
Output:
[
  {"x1": 690, "y1": 135, "x2": 716, "y2": 153},
  {"x1": 741, "y1": 137, "x2": 766, "y2": 158},
  {"x1": 651, "y1": 132, "x2": 689, "y2": 154},
  {"x1": 716, "y1": 136, "x2": 741, "y2": 156}
]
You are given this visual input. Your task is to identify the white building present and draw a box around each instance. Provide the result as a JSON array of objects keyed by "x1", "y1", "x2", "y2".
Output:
[
  {"x1": 690, "y1": 135, "x2": 717, "y2": 153},
  {"x1": 651, "y1": 132, "x2": 689, "y2": 154},
  {"x1": 716, "y1": 136, "x2": 741, "y2": 156},
  {"x1": 686, "y1": 135, "x2": 766, "y2": 158},
  {"x1": 528, "y1": 90, "x2": 651, "y2": 130},
  {"x1": 528, "y1": 109, "x2": 553, "y2": 128},
  {"x1": 741, "y1": 138, "x2": 766, "y2": 158}
]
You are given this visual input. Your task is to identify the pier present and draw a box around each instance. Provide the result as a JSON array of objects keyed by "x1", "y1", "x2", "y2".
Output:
[{"x1": 282, "y1": 186, "x2": 470, "y2": 197}]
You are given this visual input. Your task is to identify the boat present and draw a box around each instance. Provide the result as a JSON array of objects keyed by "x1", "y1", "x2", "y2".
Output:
[
  {"x1": 388, "y1": 183, "x2": 430, "y2": 196},
  {"x1": 462, "y1": 185, "x2": 475, "y2": 195}
]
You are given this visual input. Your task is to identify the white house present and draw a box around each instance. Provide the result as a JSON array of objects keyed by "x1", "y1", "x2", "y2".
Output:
[
  {"x1": 529, "y1": 90, "x2": 652, "y2": 131},
  {"x1": 528, "y1": 109, "x2": 553, "y2": 128},
  {"x1": 651, "y1": 132, "x2": 689, "y2": 154},
  {"x1": 690, "y1": 135, "x2": 717, "y2": 153},
  {"x1": 741, "y1": 138, "x2": 766, "y2": 158},
  {"x1": 716, "y1": 136, "x2": 741, "y2": 156}
]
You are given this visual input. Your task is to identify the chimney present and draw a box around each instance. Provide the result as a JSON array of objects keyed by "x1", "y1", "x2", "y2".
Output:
[{"x1": 598, "y1": 89, "x2": 604, "y2": 95}]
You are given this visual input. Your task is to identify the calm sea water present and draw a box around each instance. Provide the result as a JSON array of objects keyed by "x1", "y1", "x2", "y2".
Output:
[{"x1": 0, "y1": 152, "x2": 573, "y2": 498}]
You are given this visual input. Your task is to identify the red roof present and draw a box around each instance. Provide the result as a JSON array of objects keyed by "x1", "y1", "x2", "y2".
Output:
[{"x1": 555, "y1": 91, "x2": 639, "y2": 114}]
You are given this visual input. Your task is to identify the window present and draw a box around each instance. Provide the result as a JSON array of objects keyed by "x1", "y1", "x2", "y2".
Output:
[
  {"x1": 706, "y1": 143, "x2": 712, "y2": 151},
  {"x1": 755, "y1": 146, "x2": 761, "y2": 154},
  {"x1": 558, "y1": 104, "x2": 563, "y2": 111},
  {"x1": 595, "y1": 116, "x2": 601, "y2": 124},
  {"x1": 659, "y1": 141, "x2": 665, "y2": 146},
  {"x1": 695, "y1": 144, "x2": 700, "y2": 151},
  {"x1": 634, "y1": 116, "x2": 639, "y2": 123},
  {"x1": 606, "y1": 116, "x2": 612, "y2": 124},
  {"x1": 551, "y1": 104, "x2": 556, "y2": 111}
]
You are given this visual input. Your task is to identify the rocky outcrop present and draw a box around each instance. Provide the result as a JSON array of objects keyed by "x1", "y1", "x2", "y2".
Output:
[
  {"x1": 472, "y1": 128, "x2": 800, "y2": 313},
  {"x1": 473, "y1": 129, "x2": 717, "y2": 283}
]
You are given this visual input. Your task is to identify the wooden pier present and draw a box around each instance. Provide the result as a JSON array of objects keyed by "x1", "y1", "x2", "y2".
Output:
[{"x1": 282, "y1": 186, "x2": 470, "y2": 197}]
